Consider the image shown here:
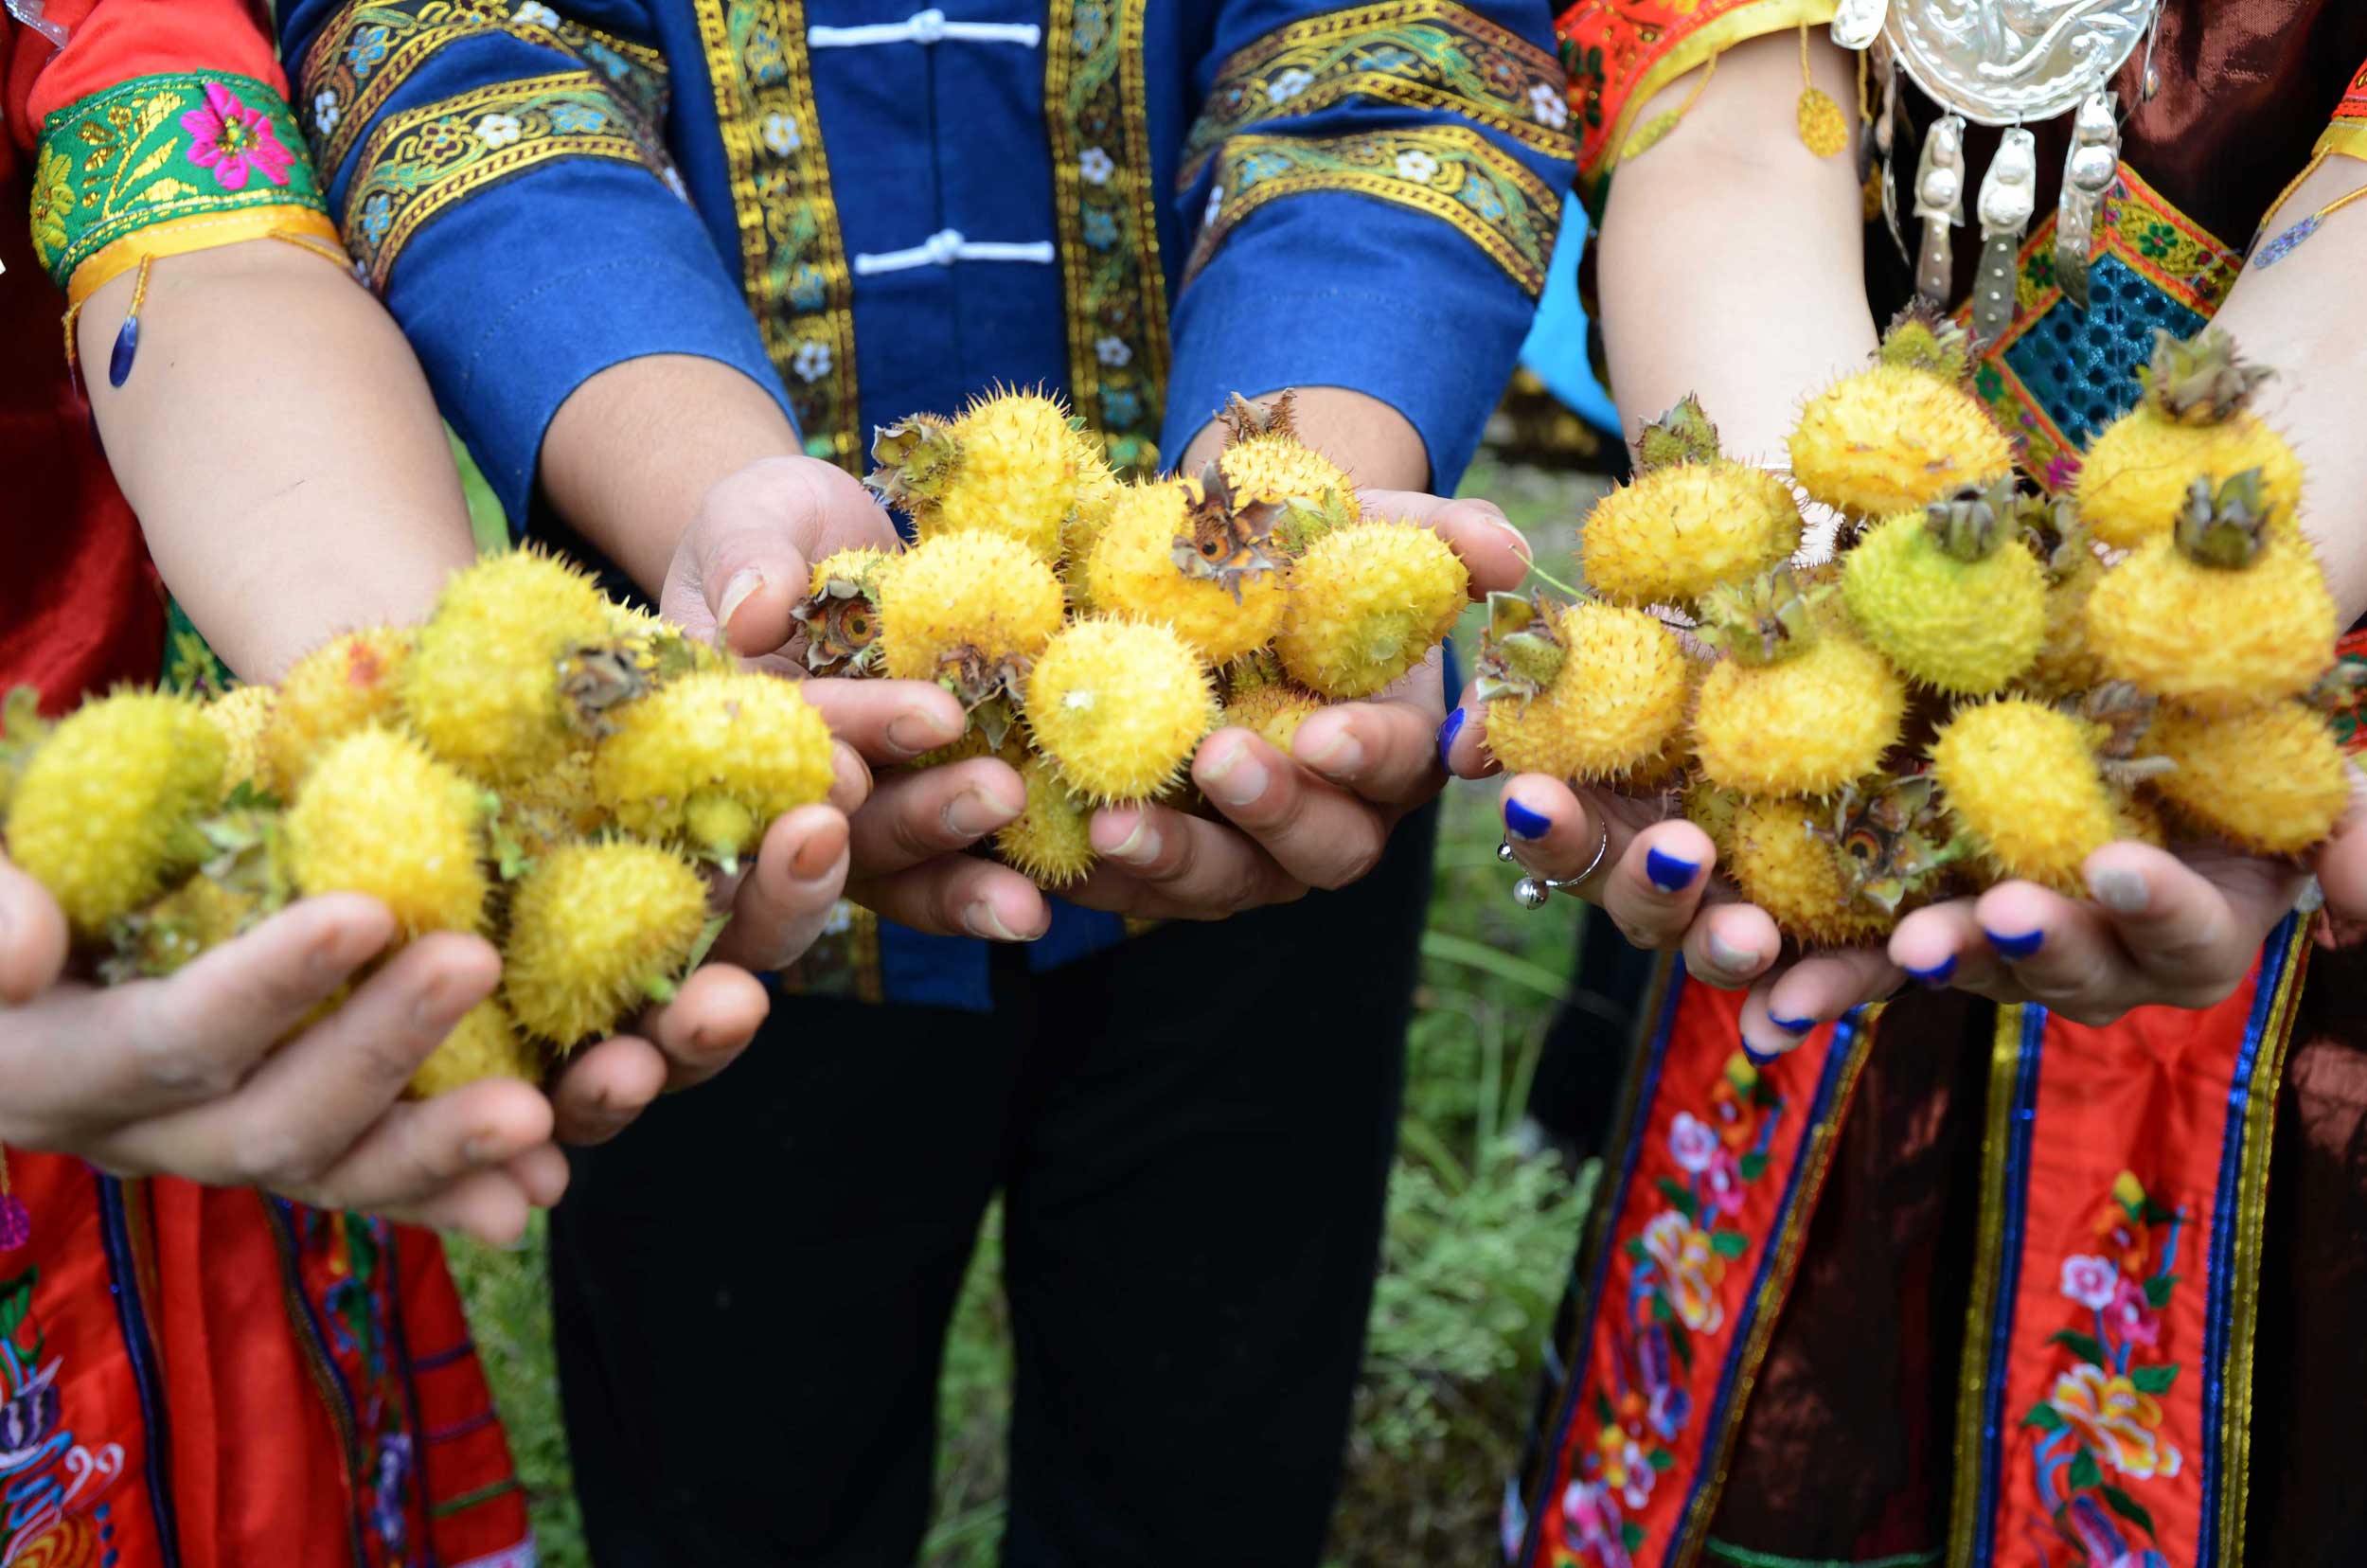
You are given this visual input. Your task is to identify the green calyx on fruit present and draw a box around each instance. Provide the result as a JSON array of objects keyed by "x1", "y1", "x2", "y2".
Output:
[
  {"x1": 1694, "y1": 567, "x2": 1829, "y2": 667},
  {"x1": 865, "y1": 414, "x2": 962, "y2": 510},
  {"x1": 1632, "y1": 395, "x2": 1724, "y2": 473},
  {"x1": 792, "y1": 568, "x2": 889, "y2": 676},
  {"x1": 1810, "y1": 774, "x2": 1962, "y2": 917},
  {"x1": 1472, "y1": 591, "x2": 1566, "y2": 706},
  {"x1": 1168, "y1": 463, "x2": 1283, "y2": 603},
  {"x1": 1922, "y1": 477, "x2": 2020, "y2": 562},
  {"x1": 1878, "y1": 303, "x2": 1975, "y2": 383},
  {"x1": 2073, "y1": 681, "x2": 2178, "y2": 789},
  {"x1": 2137, "y1": 327, "x2": 2272, "y2": 426},
  {"x1": 935, "y1": 645, "x2": 1028, "y2": 749},
  {"x1": 2173, "y1": 468, "x2": 2277, "y2": 569}
]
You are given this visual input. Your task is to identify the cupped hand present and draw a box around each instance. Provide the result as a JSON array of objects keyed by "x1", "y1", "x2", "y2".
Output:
[{"x1": 1066, "y1": 490, "x2": 1531, "y2": 919}]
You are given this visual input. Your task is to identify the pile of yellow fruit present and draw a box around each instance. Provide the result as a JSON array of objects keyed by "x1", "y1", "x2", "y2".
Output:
[
  {"x1": 1481, "y1": 316, "x2": 2351, "y2": 943},
  {"x1": 0, "y1": 550, "x2": 835, "y2": 1095},
  {"x1": 801, "y1": 387, "x2": 1470, "y2": 885}
]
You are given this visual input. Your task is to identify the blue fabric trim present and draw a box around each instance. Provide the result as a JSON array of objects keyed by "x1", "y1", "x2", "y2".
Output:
[
  {"x1": 1968, "y1": 1005, "x2": 2048, "y2": 1565},
  {"x1": 877, "y1": 920, "x2": 991, "y2": 1012},
  {"x1": 1028, "y1": 900, "x2": 1127, "y2": 975},
  {"x1": 96, "y1": 1175, "x2": 182, "y2": 1568}
]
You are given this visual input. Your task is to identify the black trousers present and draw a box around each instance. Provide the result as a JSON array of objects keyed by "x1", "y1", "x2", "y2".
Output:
[{"x1": 549, "y1": 810, "x2": 1436, "y2": 1566}]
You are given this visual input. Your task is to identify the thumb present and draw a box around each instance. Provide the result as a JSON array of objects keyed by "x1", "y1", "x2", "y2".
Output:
[
  {"x1": 2313, "y1": 761, "x2": 2367, "y2": 922},
  {"x1": 1358, "y1": 489, "x2": 1533, "y2": 599},
  {"x1": 661, "y1": 456, "x2": 897, "y2": 657}
]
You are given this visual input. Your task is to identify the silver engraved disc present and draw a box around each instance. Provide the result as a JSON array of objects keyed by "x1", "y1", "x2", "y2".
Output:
[{"x1": 1879, "y1": 0, "x2": 2158, "y2": 126}]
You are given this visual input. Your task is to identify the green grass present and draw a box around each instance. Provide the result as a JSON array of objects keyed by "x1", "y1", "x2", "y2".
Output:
[{"x1": 445, "y1": 459, "x2": 1610, "y2": 1568}]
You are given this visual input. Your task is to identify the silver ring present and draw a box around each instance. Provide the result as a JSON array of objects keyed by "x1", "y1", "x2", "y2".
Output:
[{"x1": 1506, "y1": 825, "x2": 1611, "y2": 910}]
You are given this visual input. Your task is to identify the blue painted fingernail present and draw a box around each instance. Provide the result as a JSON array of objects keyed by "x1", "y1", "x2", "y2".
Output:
[
  {"x1": 1645, "y1": 847, "x2": 1698, "y2": 893},
  {"x1": 1985, "y1": 928, "x2": 2044, "y2": 961},
  {"x1": 1771, "y1": 1014, "x2": 1814, "y2": 1035},
  {"x1": 1742, "y1": 1044, "x2": 1777, "y2": 1067},
  {"x1": 1436, "y1": 706, "x2": 1466, "y2": 769},
  {"x1": 1504, "y1": 798, "x2": 1551, "y2": 840},
  {"x1": 1907, "y1": 955, "x2": 1957, "y2": 987}
]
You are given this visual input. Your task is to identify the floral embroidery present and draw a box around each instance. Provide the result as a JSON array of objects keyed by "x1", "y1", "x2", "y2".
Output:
[
  {"x1": 2019, "y1": 1170, "x2": 2186, "y2": 1561},
  {"x1": 300, "y1": 2, "x2": 669, "y2": 183},
  {"x1": 0, "y1": 1262, "x2": 129, "y2": 1561},
  {"x1": 691, "y1": 0, "x2": 861, "y2": 468},
  {"x1": 1045, "y1": 0, "x2": 1168, "y2": 474},
  {"x1": 1557, "y1": 0, "x2": 1799, "y2": 197},
  {"x1": 341, "y1": 70, "x2": 675, "y2": 288},
  {"x1": 1550, "y1": 1050, "x2": 1786, "y2": 1567},
  {"x1": 1180, "y1": 2, "x2": 1572, "y2": 185},
  {"x1": 32, "y1": 72, "x2": 330, "y2": 288},
  {"x1": 1184, "y1": 126, "x2": 1560, "y2": 297}
]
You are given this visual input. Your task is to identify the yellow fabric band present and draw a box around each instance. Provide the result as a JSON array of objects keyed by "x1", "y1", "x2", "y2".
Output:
[{"x1": 64, "y1": 205, "x2": 346, "y2": 310}]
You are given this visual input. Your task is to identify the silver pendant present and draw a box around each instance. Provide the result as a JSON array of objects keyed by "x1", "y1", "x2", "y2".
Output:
[
  {"x1": 1832, "y1": 0, "x2": 1888, "y2": 51},
  {"x1": 2055, "y1": 91, "x2": 2120, "y2": 310},
  {"x1": 1912, "y1": 113, "x2": 1967, "y2": 306},
  {"x1": 1880, "y1": 0, "x2": 2159, "y2": 127},
  {"x1": 1971, "y1": 126, "x2": 2038, "y2": 347},
  {"x1": 1875, "y1": 56, "x2": 1910, "y2": 265}
]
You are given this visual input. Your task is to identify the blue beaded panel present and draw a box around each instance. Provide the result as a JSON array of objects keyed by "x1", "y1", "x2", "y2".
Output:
[{"x1": 2001, "y1": 252, "x2": 2208, "y2": 448}]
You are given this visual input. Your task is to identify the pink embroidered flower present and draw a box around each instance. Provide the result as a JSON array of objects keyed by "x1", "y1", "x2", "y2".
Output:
[
  {"x1": 1668, "y1": 1111, "x2": 1718, "y2": 1174},
  {"x1": 1559, "y1": 1480, "x2": 1632, "y2": 1568},
  {"x1": 2050, "y1": 1363, "x2": 2182, "y2": 1481},
  {"x1": 2107, "y1": 1274, "x2": 2161, "y2": 1348},
  {"x1": 2059, "y1": 1253, "x2": 2119, "y2": 1312},
  {"x1": 181, "y1": 80, "x2": 295, "y2": 191},
  {"x1": 1642, "y1": 1210, "x2": 1725, "y2": 1333},
  {"x1": 1702, "y1": 1149, "x2": 1746, "y2": 1217}
]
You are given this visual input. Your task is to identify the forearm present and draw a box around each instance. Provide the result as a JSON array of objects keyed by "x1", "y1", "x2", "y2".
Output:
[
  {"x1": 80, "y1": 241, "x2": 476, "y2": 682},
  {"x1": 2211, "y1": 159, "x2": 2367, "y2": 621},
  {"x1": 538, "y1": 355, "x2": 805, "y2": 595},
  {"x1": 1596, "y1": 32, "x2": 1876, "y2": 461},
  {"x1": 1175, "y1": 386, "x2": 1430, "y2": 492}
]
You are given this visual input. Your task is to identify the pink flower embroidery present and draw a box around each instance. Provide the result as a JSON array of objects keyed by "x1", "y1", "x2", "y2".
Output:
[
  {"x1": 2106, "y1": 1275, "x2": 2161, "y2": 1348},
  {"x1": 1702, "y1": 1149, "x2": 1746, "y2": 1217},
  {"x1": 1667, "y1": 1112, "x2": 1718, "y2": 1174},
  {"x1": 1559, "y1": 1480, "x2": 1632, "y2": 1568},
  {"x1": 181, "y1": 81, "x2": 295, "y2": 191},
  {"x1": 1642, "y1": 1210, "x2": 1725, "y2": 1333},
  {"x1": 2059, "y1": 1253, "x2": 2118, "y2": 1312}
]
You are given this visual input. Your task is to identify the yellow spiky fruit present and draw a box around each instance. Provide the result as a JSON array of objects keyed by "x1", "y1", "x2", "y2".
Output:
[
  {"x1": 1276, "y1": 521, "x2": 1468, "y2": 699},
  {"x1": 1930, "y1": 699, "x2": 2120, "y2": 894},
  {"x1": 1728, "y1": 796, "x2": 1893, "y2": 946},
  {"x1": 6, "y1": 691, "x2": 225, "y2": 936},
  {"x1": 1222, "y1": 676, "x2": 1327, "y2": 756},
  {"x1": 1683, "y1": 777, "x2": 1742, "y2": 864},
  {"x1": 265, "y1": 628, "x2": 412, "y2": 795},
  {"x1": 594, "y1": 669, "x2": 834, "y2": 867},
  {"x1": 1694, "y1": 634, "x2": 1904, "y2": 796},
  {"x1": 2076, "y1": 330, "x2": 2303, "y2": 549},
  {"x1": 504, "y1": 840, "x2": 711, "y2": 1045},
  {"x1": 409, "y1": 1001, "x2": 544, "y2": 1098},
  {"x1": 2028, "y1": 542, "x2": 2107, "y2": 694},
  {"x1": 912, "y1": 391, "x2": 1080, "y2": 562},
  {"x1": 1024, "y1": 617, "x2": 1218, "y2": 803},
  {"x1": 495, "y1": 746, "x2": 602, "y2": 870},
  {"x1": 996, "y1": 753, "x2": 1097, "y2": 887},
  {"x1": 201, "y1": 685, "x2": 276, "y2": 795},
  {"x1": 2143, "y1": 703, "x2": 2348, "y2": 855},
  {"x1": 1789, "y1": 365, "x2": 2012, "y2": 518},
  {"x1": 1841, "y1": 509, "x2": 2045, "y2": 694},
  {"x1": 287, "y1": 727, "x2": 488, "y2": 937},
  {"x1": 1580, "y1": 465, "x2": 1800, "y2": 608},
  {"x1": 1220, "y1": 435, "x2": 1350, "y2": 511},
  {"x1": 876, "y1": 531, "x2": 1066, "y2": 682},
  {"x1": 401, "y1": 549, "x2": 616, "y2": 786},
  {"x1": 2084, "y1": 531, "x2": 2334, "y2": 716},
  {"x1": 2114, "y1": 789, "x2": 2168, "y2": 848},
  {"x1": 107, "y1": 871, "x2": 262, "y2": 978},
  {"x1": 1088, "y1": 477, "x2": 1289, "y2": 664},
  {"x1": 1486, "y1": 604, "x2": 1692, "y2": 782}
]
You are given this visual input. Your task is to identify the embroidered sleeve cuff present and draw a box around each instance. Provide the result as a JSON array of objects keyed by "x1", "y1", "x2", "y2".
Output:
[
  {"x1": 1161, "y1": 190, "x2": 1546, "y2": 489},
  {"x1": 32, "y1": 72, "x2": 330, "y2": 298}
]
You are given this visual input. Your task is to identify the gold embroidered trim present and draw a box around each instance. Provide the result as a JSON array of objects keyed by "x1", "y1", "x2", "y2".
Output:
[
  {"x1": 301, "y1": 1, "x2": 667, "y2": 180},
  {"x1": 1181, "y1": 1, "x2": 1572, "y2": 187},
  {"x1": 1185, "y1": 126, "x2": 1558, "y2": 296},
  {"x1": 1947, "y1": 1003, "x2": 2032, "y2": 1568},
  {"x1": 1591, "y1": 0, "x2": 1835, "y2": 191},
  {"x1": 1044, "y1": 0, "x2": 1169, "y2": 476},
  {"x1": 690, "y1": 0, "x2": 861, "y2": 469},
  {"x1": 342, "y1": 71, "x2": 674, "y2": 288}
]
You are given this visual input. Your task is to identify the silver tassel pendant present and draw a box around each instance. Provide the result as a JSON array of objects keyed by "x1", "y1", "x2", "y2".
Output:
[
  {"x1": 1970, "y1": 127, "x2": 2038, "y2": 348},
  {"x1": 1912, "y1": 113, "x2": 1967, "y2": 307},
  {"x1": 2056, "y1": 92, "x2": 2121, "y2": 311},
  {"x1": 1831, "y1": 0, "x2": 1887, "y2": 51},
  {"x1": 1874, "y1": 54, "x2": 1909, "y2": 266}
]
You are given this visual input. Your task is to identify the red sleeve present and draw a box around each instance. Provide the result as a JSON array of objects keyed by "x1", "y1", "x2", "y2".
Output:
[{"x1": 9, "y1": 0, "x2": 284, "y2": 155}]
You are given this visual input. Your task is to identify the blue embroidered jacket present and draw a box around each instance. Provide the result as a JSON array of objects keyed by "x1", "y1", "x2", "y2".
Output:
[{"x1": 278, "y1": 0, "x2": 1575, "y2": 1009}]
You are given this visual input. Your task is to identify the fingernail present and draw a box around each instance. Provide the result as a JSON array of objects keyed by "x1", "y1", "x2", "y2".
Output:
[
  {"x1": 1645, "y1": 848, "x2": 1698, "y2": 893},
  {"x1": 414, "y1": 975, "x2": 476, "y2": 1030},
  {"x1": 461, "y1": 1135, "x2": 496, "y2": 1165},
  {"x1": 1477, "y1": 511, "x2": 1533, "y2": 562},
  {"x1": 717, "y1": 568, "x2": 764, "y2": 636},
  {"x1": 1201, "y1": 739, "x2": 1270, "y2": 808},
  {"x1": 1705, "y1": 932, "x2": 1758, "y2": 976},
  {"x1": 2091, "y1": 866, "x2": 2149, "y2": 915},
  {"x1": 791, "y1": 829, "x2": 839, "y2": 880},
  {"x1": 309, "y1": 925, "x2": 355, "y2": 980},
  {"x1": 1907, "y1": 955, "x2": 1957, "y2": 987},
  {"x1": 1743, "y1": 1044, "x2": 1777, "y2": 1067},
  {"x1": 1985, "y1": 928, "x2": 2044, "y2": 961},
  {"x1": 1771, "y1": 1013, "x2": 1814, "y2": 1035},
  {"x1": 1107, "y1": 814, "x2": 1160, "y2": 864},
  {"x1": 1504, "y1": 798, "x2": 1551, "y2": 841},
  {"x1": 1300, "y1": 722, "x2": 1362, "y2": 775},
  {"x1": 944, "y1": 787, "x2": 1013, "y2": 839},
  {"x1": 1436, "y1": 706, "x2": 1466, "y2": 769},
  {"x1": 886, "y1": 708, "x2": 963, "y2": 757},
  {"x1": 964, "y1": 902, "x2": 1031, "y2": 942}
]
